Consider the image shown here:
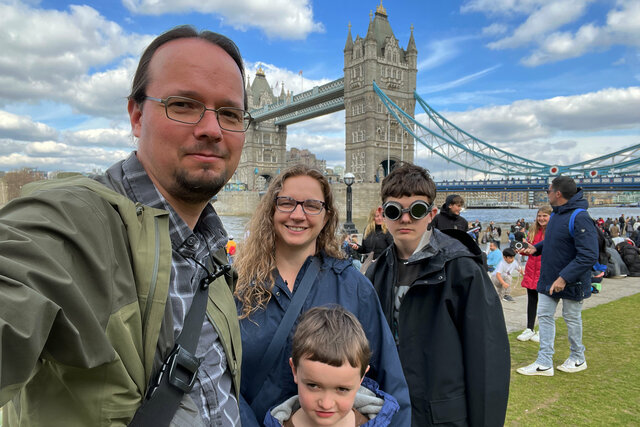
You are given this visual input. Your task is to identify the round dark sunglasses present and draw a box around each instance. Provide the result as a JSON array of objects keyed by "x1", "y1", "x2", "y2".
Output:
[{"x1": 382, "y1": 200, "x2": 432, "y2": 221}]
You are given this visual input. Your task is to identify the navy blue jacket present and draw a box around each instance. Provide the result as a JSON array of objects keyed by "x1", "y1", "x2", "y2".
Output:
[
  {"x1": 237, "y1": 255, "x2": 411, "y2": 426},
  {"x1": 263, "y1": 376, "x2": 399, "y2": 426},
  {"x1": 534, "y1": 189, "x2": 598, "y2": 300}
]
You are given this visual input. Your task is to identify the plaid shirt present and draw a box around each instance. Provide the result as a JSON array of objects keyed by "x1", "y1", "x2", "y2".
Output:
[{"x1": 120, "y1": 153, "x2": 239, "y2": 426}]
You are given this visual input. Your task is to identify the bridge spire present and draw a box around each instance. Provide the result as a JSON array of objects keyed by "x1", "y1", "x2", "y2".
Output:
[{"x1": 344, "y1": 21, "x2": 353, "y2": 51}]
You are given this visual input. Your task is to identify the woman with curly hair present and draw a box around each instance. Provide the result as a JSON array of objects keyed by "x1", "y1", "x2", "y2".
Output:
[{"x1": 234, "y1": 165, "x2": 410, "y2": 427}]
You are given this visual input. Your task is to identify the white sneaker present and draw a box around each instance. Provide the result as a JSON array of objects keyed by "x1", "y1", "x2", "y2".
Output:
[
  {"x1": 530, "y1": 331, "x2": 540, "y2": 342},
  {"x1": 557, "y1": 358, "x2": 587, "y2": 373},
  {"x1": 516, "y1": 362, "x2": 554, "y2": 376},
  {"x1": 517, "y1": 328, "x2": 535, "y2": 341}
]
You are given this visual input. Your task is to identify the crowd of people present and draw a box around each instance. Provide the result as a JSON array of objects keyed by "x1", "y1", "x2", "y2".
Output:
[{"x1": 0, "y1": 24, "x2": 611, "y2": 427}]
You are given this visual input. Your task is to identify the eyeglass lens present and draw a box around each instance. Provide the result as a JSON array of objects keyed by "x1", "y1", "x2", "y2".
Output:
[
  {"x1": 383, "y1": 201, "x2": 430, "y2": 221},
  {"x1": 275, "y1": 197, "x2": 325, "y2": 215},
  {"x1": 147, "y1": 96, "x2": 250, "y2": 131}
]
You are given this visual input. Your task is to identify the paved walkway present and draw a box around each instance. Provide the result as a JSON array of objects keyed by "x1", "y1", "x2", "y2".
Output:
[{"x1": 501, "y1": 275, "x2": 640, "y2": 333}]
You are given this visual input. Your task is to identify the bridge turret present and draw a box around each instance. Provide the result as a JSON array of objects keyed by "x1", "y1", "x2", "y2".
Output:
[{"x1": 406, "y1": 24, "x2": 417, "y2": 68}]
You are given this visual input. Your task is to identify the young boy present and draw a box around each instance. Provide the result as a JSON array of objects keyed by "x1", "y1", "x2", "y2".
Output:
[
  {"x1": 491, "y1": 247, "x2": 522, "y2": 302},
  {"x1": 365, "y1": 163, "x2": 510, "y2": 427},
  {"x1": 486, "y1": 241, "x2": 502, "y2": 272},
  {"x1": 264, "y1": 306, "x2": 399, "y2": 426}
]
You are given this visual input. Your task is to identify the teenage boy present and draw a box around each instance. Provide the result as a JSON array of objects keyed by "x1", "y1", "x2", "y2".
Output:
[
  {"x1": 366, "y1": 163, "x2": 510, "y2": 427},
  {"x1": 491, "y1": 247, "x2": 522, "y2": 302},
  {"x1": 264, "y1": 306, "x2": 399, "y2": 427}
]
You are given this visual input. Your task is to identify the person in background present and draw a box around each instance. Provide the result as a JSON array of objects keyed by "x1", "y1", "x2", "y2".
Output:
[
  {"x1": 352, "y1": 207, "x2": 394, "y2": 260},
  {"x1": 226, "y1": 236, "x2": 237, "y2": 264},
  {"x1": 430, "y1": 194, "x2": 469, "y2": 232},
  {"x1": 517, "y1": 206, "x2": 552, "y2": 342},
  {"x1": 490, "y1": 247, "x2": 522, "y2": 303},
  {"x1": 487, "y1": 241, "x2": 503, "y2": 272},
  {"x1": 234, "y1": 165, "x2": 410, "y2": 426},
  {"x1": 517, "y1": 176, "x2": 598, "y2": 377}
]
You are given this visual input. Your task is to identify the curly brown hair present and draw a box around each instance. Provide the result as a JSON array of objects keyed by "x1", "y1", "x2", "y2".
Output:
[{"x1": 234, "y1": 165, "x2": 343, "y2": 319}]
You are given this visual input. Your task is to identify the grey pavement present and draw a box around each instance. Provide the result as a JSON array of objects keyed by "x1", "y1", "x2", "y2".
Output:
[{"x1": 501, "y1": 275, "x2": 640, "y2": 333}]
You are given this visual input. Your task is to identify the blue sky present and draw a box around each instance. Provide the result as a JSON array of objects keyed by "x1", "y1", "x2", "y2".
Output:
[{"x1": 0, "y1": 0, "x2": 639, "y2": 179}]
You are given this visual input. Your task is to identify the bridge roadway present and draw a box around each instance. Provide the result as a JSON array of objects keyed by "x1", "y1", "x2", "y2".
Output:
[
  {"x1": 250, "y1": 78, "x2": 344, "y2": 126},
  {"x1": 436, "y1": 176, "x2": 640, "y2": 192}
]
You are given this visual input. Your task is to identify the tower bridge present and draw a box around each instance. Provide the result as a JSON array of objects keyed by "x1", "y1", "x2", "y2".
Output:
[{"x1": 234, "y1": 1, "x2": 640, "y2": 191}]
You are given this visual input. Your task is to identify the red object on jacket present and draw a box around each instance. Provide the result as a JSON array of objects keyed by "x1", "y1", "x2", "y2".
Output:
[{"x1": 521, "y1": 229, "x2": 545, "y2": 290}]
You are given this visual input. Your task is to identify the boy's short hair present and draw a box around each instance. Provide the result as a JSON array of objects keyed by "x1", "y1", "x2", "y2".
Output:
[
  {"x1": 502, "y1": 248, "x2": 516, "y2": 258},
  {"x1": 380, "y1": 162, "x2": 436, "y2": 203},
  {"x1": 292, "y1": 305, "x2": 371, "y2": 377}
]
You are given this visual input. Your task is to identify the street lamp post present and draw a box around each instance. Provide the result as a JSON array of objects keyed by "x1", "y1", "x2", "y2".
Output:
[{"x1": 343, "y1": 173, "x2": 358, "y2": 234}]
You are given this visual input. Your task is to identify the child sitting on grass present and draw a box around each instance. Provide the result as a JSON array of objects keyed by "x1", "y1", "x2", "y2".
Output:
[{"x1": 264, "y1": 305, "x2": 399, "y2": 427}]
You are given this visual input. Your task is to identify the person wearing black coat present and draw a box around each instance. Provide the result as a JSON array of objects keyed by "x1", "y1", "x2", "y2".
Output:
[
  {"x1": 430, "y1": 194, "x2": 469, "y2": 232},
  {"x1": 352, "y1": 208, "x2": 394, "y2": 260},
  {"x1": 366, "y1": 164, "x2": 510, "y2": 427},
  {"x1": 616, "y1": 241, "x2": 640, "y2": 276}
]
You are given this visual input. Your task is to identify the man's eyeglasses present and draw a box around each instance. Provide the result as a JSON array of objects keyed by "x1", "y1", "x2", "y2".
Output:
[
  {"x1": 382, "y1": 200, "x2": 432, "y2": 221},
  {"x1": 145, "y1": 96, "x2": 252, "y2": 132},
  {"x1": 275, "y1": 196, "x2": 326, "y2": 215},
  {"x1": 547, "y1": 189, "x2": 557, "y2": 194}
]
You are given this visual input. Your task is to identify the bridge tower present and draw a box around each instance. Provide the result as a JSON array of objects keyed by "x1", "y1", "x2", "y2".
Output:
[
  {"x1": 236, "y1": 67, "x2": 288, "y2": 190},
  {"x1": 343, "y1": 2, "x2": 417, "y2": 182}
]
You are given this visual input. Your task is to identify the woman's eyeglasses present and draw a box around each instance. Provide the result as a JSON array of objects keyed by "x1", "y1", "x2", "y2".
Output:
[
  {"x1": 382, "y1": 200, "x2": 432, "y2": 221},
  {"x1": 275, "y1": 196, "x2": 326, "y2": 215}
]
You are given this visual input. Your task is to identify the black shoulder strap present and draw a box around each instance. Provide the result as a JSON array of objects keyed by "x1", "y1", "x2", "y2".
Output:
[
  {"x1": 128, "y1": 257, "x2": 230, "y2": 427},
  {"x1": 244, "y1": 256, "x2": 321, "y2": 403}
]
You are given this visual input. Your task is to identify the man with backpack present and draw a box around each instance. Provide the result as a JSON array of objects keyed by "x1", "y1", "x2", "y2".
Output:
[{"x1": 517, "y1": 176, "x2": 598, "y2": 377}]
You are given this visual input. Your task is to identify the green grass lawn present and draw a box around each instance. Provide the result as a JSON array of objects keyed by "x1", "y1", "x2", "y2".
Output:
[{"x1": 506, "y1": 293, "x2": 640, "y2": 426}]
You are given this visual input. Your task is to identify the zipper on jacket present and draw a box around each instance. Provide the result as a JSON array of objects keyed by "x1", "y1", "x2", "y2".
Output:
[{"x1": 142, "y1": 215, "x2": 161, "y2": 342}]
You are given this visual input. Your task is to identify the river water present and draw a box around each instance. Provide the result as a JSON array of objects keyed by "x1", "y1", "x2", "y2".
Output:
[{"x1": 220, "y1": 206, "x2": 640, "y2": 241}]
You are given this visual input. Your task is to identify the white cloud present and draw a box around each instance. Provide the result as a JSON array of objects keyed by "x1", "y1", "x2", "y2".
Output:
[
  {"x1": 488, "y1": 0, "x2": 591, "y2": 49},
  {"x1": 417, "y1": 37, "x2": 471, "y2": 71},
  {"x1": 433, "y1": 86, "x2": 640, "y2": 143},
  {"x1": 63, "y1": 128, "x2": 133, "y2": 149},
  {"x1": 420, "y1": 65, "x2": 502, "y2": 94},
  {"x1": 122, "y1": 0, "x2": 324, "y2": 39},
  {"x1": 245, "y1": 61, "x2": 333, "y2": 97},
  {"x1": 482, "y1": 23, "x2": 508, "y2": 36},
  {"x1": 0, "y1": 110, "x2": 58, "y2": 141},
  {"x1": 0, "y1": 2, "x2": 150, "y2": 114},
  {"x1": 466, "y1": 0, "x2": 640, "y2": 66}
]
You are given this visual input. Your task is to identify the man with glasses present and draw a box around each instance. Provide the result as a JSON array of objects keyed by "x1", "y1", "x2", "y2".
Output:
[
  {"x1": 0, "y1": 26, "x2": 249, "y2": 426},
  {"x1": 365, "y1": 163, "x2": 510, "y2": 427},
  {"x1": 517, "y1": 176, "x2": 598, "y2": 377}
]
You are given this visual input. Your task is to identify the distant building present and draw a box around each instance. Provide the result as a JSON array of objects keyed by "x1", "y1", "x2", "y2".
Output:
[{"x1": 286, "y1": 147, "x2": 326, "y2": 171}]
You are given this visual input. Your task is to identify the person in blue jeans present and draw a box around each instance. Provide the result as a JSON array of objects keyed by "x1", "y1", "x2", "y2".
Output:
[{"x1": 517, "y1": 176, "x2": 598, "y2": 376}]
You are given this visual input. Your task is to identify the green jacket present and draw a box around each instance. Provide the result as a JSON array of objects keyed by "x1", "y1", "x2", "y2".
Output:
[{"x1": 0, "y1": 176, "x2": 241, "y2": 426}]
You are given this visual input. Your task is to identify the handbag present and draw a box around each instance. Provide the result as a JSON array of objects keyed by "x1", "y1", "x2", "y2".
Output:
[{"x1": 244, "y1": 256, "x2": 321, "y2": 406}]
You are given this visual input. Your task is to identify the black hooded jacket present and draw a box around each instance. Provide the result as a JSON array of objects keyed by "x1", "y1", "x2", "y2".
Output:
[
  {"x1": 431, "y1": 203, "x2": 469, "y2": 232},
  {"x1": 366, "y1": 229, "x2": 510, "y2": 427}
]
